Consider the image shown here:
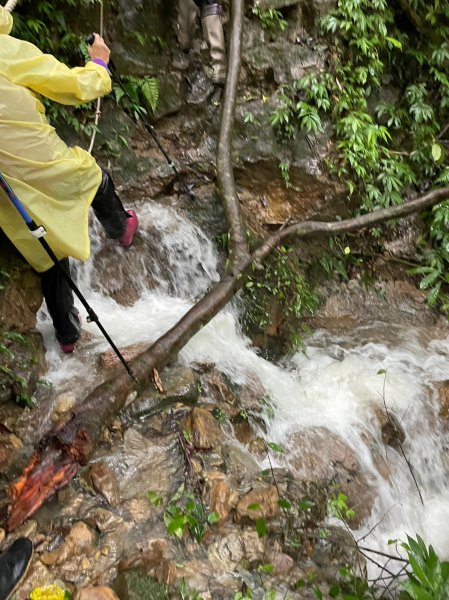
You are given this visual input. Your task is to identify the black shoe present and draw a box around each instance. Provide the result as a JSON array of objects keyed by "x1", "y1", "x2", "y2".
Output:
[{"x1": 0, "y1": 538, "x2": 33, "y2": 600}]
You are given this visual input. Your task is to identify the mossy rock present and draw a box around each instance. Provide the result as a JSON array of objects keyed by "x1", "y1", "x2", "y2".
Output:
[{"x1": 112, "y1": 570, "x2": 169, "y2": 600}]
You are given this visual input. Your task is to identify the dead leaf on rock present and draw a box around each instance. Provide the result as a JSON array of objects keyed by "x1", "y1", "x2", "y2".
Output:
[{"x1": 152, "y1": 368, "x2": 164, "y2": 393}]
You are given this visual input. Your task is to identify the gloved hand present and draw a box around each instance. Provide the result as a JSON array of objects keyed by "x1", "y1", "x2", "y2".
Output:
[{"x1": 88, "y1": 33, "x2": 110, "y2": 65}]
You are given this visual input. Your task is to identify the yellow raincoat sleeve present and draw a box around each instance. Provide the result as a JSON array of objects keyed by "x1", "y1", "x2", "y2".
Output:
[
  {"x1": 0, "y1": 7, "x2": 12, "y2": 34},
  {"x1": 1, "y1": 37, "x2": 111, "y2": 105}
]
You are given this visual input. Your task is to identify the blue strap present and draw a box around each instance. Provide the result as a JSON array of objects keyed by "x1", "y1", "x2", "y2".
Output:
[{"x1": 0, "y1": 171, "x2": 33, "y2": 225}]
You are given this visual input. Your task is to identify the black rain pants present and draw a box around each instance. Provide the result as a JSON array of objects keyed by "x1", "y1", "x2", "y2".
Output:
[{"x1": 40, "y1": 170, "x2": 128, "y2": 345}]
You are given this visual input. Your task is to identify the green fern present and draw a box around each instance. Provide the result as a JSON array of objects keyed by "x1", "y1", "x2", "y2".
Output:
[{"x1": 141, "y1": 77, "x2": 159, "y2": 114}]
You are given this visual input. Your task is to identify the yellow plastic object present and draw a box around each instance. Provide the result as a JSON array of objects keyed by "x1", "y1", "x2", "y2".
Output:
[
  {"x1": 30, "y1": 584, "x2": 68, "y2": 600},
  {"x1": 0, "y1": 7, "x2": 111, "y2": 272}
]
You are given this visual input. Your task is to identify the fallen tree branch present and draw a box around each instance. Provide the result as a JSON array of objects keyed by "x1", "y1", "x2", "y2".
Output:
[{"x1": 257, "y1": 187, "x2": 449, "y2": 250}]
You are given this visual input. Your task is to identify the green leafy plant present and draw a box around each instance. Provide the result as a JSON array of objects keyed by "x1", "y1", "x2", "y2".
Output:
[
  {"x1": 147, "y1": 490, "x2": 164, "y2": 507},
  {"x1": 279, "y1": 160, "x2": 291, "y2": 188},
  {"x1": 269, "y1": 0, "x2": 449, "y2": 312},
  {"x1": 242, "y1": 246, "x2": 318, "y2": 353},
  {"x1": 234, "y1": 591, "x2": 252, "y2": 600},
  {"x1": 252, "y1": 7, "x2": 287, "y2": 32},
  {"x1": 179, "y1": 578, "x2": 204, "y2": 600},
  {"x1": 327, "y1": 492, "x2": 356, "y2": 522},
  {"x1": 164, "y1": 490, "x2": 219, "y2": 543},
  {"x1": 400, "y1": 535, "x2": 449, "y2": 600}
]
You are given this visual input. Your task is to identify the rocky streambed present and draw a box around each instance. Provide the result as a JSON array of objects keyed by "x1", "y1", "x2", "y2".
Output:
[{"x1": 0, "y1": 357, "x2": 366, "y2": 600}]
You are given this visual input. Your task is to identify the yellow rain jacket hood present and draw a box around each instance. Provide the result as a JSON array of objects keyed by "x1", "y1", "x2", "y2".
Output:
[{"x1": 0, "y1": 7, "x2": 111, "y2": 272}]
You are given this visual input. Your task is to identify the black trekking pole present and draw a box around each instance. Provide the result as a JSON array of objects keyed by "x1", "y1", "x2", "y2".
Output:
[
  {"x1": 0, "y1": 172, "x2": 136, "y2": 381},
  {"x1": 85, "y1": 33, "x2": 195, "y2": 201}
]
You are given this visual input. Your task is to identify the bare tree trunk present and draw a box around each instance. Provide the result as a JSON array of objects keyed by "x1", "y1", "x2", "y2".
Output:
[{"x1": 217, "y1": 0, "x2": 249, "y2": 271}]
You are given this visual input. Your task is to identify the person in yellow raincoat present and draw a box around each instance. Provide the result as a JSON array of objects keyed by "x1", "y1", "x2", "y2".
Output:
[{"x1": 0, "y1": 5, "x2": 138, "y2": 352}]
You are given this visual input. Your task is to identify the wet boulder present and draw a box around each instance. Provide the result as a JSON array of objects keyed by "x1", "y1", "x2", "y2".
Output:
[
  {"x1": 373, "y1": 406, "x2": 406, "y2": 451},
  {"x1": 0, "y1": 237, "x2": 42, "y2": 332},
  {"x1": 235, "y1": 485, "x2": 280, "y2": 522},
  {"x1": 51, "y1": 392, "x2": 77, "y2": 423},
  {"x1": 0, "y1": 430, "x2": 22, "y2": 471},
  {"x1": 75, "y1": 587, "x2": 120, "y2": 600},
  {"x1": 288, "y1": 427, "x2": 376, "y2": 527},
  {"x1": 40, "y1": 521, "x2": 98, "y2": 567},
  {"x1": 204, "y1": 471, "x2": 238, "y2": 525},
  {"x1": 184, "y1": 407, "x2": 222, "y2": 449},
  {"x1": 123, "y1": 365, "x2": 198, "y2": 420},
  {"x1": 89, "y1": 462, "x2": 121, "y2": 507},
  {"x1": 208, "y1": 530, "x2": 266, "y2": 571},
  {"x1": 118, "y1": 539, "x2": 167, "y2": 575}
]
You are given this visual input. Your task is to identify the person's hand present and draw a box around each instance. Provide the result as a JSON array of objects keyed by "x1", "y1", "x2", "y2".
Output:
[{"x1": 88, "y1": 34, "x2": 110, "y2": 65}]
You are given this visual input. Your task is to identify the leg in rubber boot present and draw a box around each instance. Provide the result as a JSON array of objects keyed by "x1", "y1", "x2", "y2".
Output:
[
  {"x1": 176, "y1": 0, "x2": 199, "y2": 50},
  {"x1": 92, "y1": 171, "x2": 139, "y2": 248},
  {"x1": 40, "y1": 259, "x2": 81, "y2": 352},
  {"x1": 119, "y1": 210, "x2": 139, "y2": 248},
  {"x1": 58, "y1": 309, "x2": 81, "y2": 353},
  {"x1": 201, "y1": 3, "x2": 227, "y2": 85},
  {"x1": 0, "y1": 537, "x2": 33, "y2": 600}
]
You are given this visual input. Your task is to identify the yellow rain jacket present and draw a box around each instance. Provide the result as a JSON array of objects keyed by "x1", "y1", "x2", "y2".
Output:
[{"x1": 0, "y1": 7, "x2": 111, "y2": 272}]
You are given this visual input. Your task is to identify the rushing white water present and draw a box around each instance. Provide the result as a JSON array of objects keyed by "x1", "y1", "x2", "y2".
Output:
[{"x1": 37, "y1": 199, "x2": 449, "y2": 573}]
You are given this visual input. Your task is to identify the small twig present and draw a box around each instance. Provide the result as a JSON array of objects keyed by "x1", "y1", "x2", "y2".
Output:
[
  {"x1": 263, "y1": 443, "x2": 288, "y2": 519},
  {"x1": 358, "y1": 545, "x2": 408, "y2": 563},
  {"x1": 438, "y1": 121, "x2": 449, "y2": 140},
  {"x1": 358, "y1": 549, "x2": 397, "y2": 579},
  {"x1": 356, "y1": 503, "x2": 401, "y2": 543},
  {"x1": 378, "y1": 372, "x2": 424, "y2": 505},
  {"x1": 177, "y1": 432, "x2": 203, "y2": 499},
  {"x1": 384, "y1": 563, "x2": 409, "y2": 597}
]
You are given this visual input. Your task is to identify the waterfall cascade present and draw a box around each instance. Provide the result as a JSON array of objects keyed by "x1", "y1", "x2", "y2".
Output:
[{"x1": 38, "y1": 200, "x2": 449, "y2": 577}]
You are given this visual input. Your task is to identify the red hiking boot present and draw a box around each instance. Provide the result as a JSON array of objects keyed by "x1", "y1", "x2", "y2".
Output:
[
  {"x1": 119, "y1": 210, "x2": 139, "y2": 248},
  {"x1": 60, "y1": 342, "x2": 76, "y2": 354}
]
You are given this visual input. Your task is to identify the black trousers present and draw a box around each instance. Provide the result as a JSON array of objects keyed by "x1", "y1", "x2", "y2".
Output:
[{"x1": 40, "y1": 171, "x2": 128, "y2": 344}]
